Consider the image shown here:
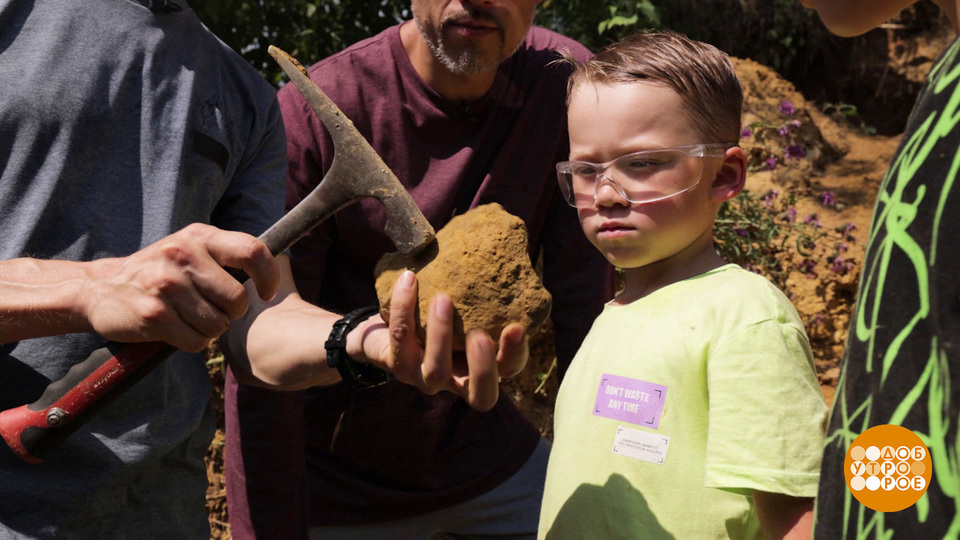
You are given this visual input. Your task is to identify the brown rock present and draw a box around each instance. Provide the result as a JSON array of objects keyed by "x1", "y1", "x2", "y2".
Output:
[{"x1": 374, "y1": 203, "x2": 552, "y2": 349}]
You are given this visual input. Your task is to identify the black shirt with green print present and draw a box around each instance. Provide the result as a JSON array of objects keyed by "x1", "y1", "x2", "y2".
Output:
[{"x1": 814, "y1": 36, "x2": 960, "y2": 539}]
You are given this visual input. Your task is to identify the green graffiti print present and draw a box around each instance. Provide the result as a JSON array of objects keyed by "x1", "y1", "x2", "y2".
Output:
[{"x1": 824, "y1": 37, "x2": 960, "y2": 540}]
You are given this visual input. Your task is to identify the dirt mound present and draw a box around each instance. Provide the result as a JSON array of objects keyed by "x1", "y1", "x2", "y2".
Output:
[{"x1": 733, "y1": 56, "x2": 900, "y2": 406}]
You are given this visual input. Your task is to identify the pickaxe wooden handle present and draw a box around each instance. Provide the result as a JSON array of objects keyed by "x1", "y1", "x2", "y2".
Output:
[{"x1": 0, "y1": 46, "x2": 435, "y2": 463}]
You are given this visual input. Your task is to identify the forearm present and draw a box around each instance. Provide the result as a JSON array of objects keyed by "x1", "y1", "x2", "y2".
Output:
[
  {"x1": 227, "y1": 297, "x2": 343, "y2": 390},
  {"x1": 0, "y1": 257, "x2": 107, "y2": 343},
  {"x1": 222, "y1": 255, "x2": 342, "y2": 390},
  {"x1": 802, "y1": 0, "x2": 918, "y2": 36}
]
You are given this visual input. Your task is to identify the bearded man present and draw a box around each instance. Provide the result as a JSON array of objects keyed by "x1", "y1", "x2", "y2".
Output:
[{"x1": 222, "y1": 1, "x2": 610, "y2": 538}]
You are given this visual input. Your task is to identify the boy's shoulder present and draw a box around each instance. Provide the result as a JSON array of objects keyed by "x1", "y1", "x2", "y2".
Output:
[
  {"x1": 690, "y1": 264, "x2": 787, "y2": 300},
  {"x1": 682, "y1": 264, "x2": 802, "y2": 326}
]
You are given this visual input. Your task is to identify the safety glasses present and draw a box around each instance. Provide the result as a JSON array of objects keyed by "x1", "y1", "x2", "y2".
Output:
[{"x1": 556, "y1": 143, "x2": 734, "y2": 208}]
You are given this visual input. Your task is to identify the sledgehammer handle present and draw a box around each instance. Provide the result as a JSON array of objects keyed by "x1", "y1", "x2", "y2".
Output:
[{"x1": 0, "y1": 46, "x2": 434, "y2": 463}]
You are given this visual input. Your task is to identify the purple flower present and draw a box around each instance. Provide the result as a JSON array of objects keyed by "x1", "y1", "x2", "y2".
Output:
[
  {"x1": 821, "y1": 190, "x2": 836, "y2": 208},
  {"x1": 762, "y1": 157, "x2": 778, "y2": 171},
  {"x1": 799, "y1": 259, "x2": 817, "y2": 278},
  {"x1": 740, "y1": 126, "x2": 753, "y2": 139},
  {"x1": 843, "y1": 223, "x2": 858, "y2": 238},
  {"x1": 778, "y1": 125, "x2": 791, "y2": 137},
  {"x1": 830, "y1": 256, "x2": 854, "y2": 274},
  {"x1": 838, "y1": 242, "x2": 849, "y2": 253},
  {"x1": 779, "y1": 100, "x2": 796, "y2": 115},
  {"x1": 786, "y1": 207, "x2": 797, "y2": 223},
  {"x1": 762, "y1": 189, "x2": 779, "y2": 207},
  {"x1": 734, "y1": 227, "x2": 749, "y2": 238},
  {"x1": 789, "y1": 119, "x2": 802, "y2": 129},
  {"x1": 784, "y1": 144, "x2": 806, "y2": 160},
  {"x1": 804, "y1": 213, "x2": 821, "y2": 228}
]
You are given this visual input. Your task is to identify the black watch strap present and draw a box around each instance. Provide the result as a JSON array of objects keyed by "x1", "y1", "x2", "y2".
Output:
[{"x1": 325, "y1": 306, "x2": 392, "y2": 388}]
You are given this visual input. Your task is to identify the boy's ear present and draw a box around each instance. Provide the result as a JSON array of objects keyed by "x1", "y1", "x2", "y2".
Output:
[{"x1": 710, "y1": 146, "x2": 746, "y2": 203}]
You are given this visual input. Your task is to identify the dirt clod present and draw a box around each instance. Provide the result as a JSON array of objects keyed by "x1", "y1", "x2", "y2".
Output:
[{"x1": 374, "y1": 203, "x2": 552, "y2": 348}]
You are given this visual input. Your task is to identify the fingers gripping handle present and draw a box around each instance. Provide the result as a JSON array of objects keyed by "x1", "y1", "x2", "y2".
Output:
[{"x1": 0, "y1": 342, "x2": 173, "y2": 463}]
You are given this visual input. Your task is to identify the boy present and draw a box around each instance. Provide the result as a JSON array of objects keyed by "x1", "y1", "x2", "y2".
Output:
[
  {"x1": 801, "y1": 1, "x2": 960, "y2": 538},
  {"x1": 537, "y1": 31, "x2": 828, "y2": 539}
]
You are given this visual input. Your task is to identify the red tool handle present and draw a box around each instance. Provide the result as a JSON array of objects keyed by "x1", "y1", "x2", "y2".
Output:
[
  {"x1": 0, "y1": 268, "x2": 247, "y2": 463},
  {"x1": 0, "y1": 342, "x2": 174, "y2": 463}
]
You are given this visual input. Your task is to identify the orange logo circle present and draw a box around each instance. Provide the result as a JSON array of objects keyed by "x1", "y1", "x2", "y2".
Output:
[{"x1": 843, "y1": 424, "x2": 932, "y2": 512}]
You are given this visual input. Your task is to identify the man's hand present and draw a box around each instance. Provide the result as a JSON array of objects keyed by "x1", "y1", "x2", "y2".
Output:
[
  {"x1": 80, "y1": 223, "x2": 280, "y2": 352},
  {"x1": 349, "y1": 270, "x2": 529, "y2": 411}
]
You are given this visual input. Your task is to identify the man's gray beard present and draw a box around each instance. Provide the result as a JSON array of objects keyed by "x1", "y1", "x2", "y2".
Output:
[{"x1": 415, "y1": 18, "x2": 505, "y2": 76}]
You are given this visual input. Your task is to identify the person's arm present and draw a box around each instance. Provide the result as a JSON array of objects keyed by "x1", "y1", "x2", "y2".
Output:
[
  {"x1": 222, "y1": 255, "x2": 527, "y2": 411},
  {"x1": 752, "y1": 490, "x2": 814, "y2": 540},
  {"x1": 222, "y1": 254, "x2": 341, "y2": 389},
  {"x1": 0, "y1": 223, "x2": 279, "y2": 352},
  {"x1": 799, "y1": 0, "x2": 919, "y2": 36}
]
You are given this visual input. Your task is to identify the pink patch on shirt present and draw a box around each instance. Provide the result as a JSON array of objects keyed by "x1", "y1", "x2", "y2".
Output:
[{"x1": 593, "y1": 374, "x2": 667, "y2": 428}]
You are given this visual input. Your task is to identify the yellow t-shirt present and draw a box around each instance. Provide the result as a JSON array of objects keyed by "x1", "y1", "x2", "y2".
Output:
[{"x1": 539, "y1": 265, "x2": 827, "y2": 540}]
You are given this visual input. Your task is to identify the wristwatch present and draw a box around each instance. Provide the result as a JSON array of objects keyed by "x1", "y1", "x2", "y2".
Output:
[{"x1": 325, "y1": 306, "x2": 392, "y2": 388}]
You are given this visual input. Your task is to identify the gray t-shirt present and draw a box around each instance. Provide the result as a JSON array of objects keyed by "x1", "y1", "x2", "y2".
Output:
[{"x1": 0, "y1": 0, "x2": 286, "y2": 537}]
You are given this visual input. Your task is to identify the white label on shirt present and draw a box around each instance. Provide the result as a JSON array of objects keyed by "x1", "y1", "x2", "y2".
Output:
[{"x1": 611, "y1": 425, "x2": 670, "y2": 464}]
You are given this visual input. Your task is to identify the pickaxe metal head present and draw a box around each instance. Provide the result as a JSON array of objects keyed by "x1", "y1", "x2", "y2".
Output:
[{"x1": 262, "y1": 45, "x2": 435, "y2": 258}]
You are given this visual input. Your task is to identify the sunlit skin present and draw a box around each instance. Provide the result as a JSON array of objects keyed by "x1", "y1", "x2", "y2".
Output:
[
  {"x1": 799, "y1": 0, "x2": 959, "y2": 36},
  {"x1": 401, "y1": 0, "x2": 540, "y2": 100},
  {"x1": 567, "y1": 81, "x2": 746, "y2": 304}
]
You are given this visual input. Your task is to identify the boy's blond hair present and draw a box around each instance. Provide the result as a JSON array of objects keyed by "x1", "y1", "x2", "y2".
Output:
[{"x1": 565, "y1": 30, "x2": 742, "y2": 144}]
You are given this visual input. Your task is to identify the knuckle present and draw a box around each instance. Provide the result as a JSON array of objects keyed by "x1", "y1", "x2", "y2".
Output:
[
  {"x1": 222, "y1": 283, "x2": 249, "y2": 319},
  {"x1": 181, "y1": 222, "x2": 211, "y2": 239},
  {"x1": 149, "y1": 272, "x2": 182, "y2": 296},
  {"x1": 205, "y1": 314, "x2": 231, "y2": 337},
  {"x1": 421, "y1": 368, "x2": 448, "y2": 389},
  {"x1": 239, "y1": 236, "x2": 269, "y2": 261},
  {"x1": 158, "y1": 243, "x2": 195, "y2": 269},
  {"x1": 389, "y1": 322, "x2": 410, "y2": 344},
  {"x1": 136, "y1": 298, "x2": 168, "y2": 326}
]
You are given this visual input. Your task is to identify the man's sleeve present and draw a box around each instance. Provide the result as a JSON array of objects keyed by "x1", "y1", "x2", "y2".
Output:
[{"x1": 212, "y1": 95, "x2": 288, "y2": 236}]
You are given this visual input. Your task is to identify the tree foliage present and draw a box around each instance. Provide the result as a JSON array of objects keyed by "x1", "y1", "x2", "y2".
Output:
[
  {"x1": 191, "y1": 0, "x2": 943, "y2": 134},
  {"x1": 191, "y1": 0, "x2": 664, "y2": 84},
  {"x1": 192, "y1": 0, "x2": 837, "y2": 86},
  {"x1": 192, "y1": 0, "x2": 410, "y2": 85}
]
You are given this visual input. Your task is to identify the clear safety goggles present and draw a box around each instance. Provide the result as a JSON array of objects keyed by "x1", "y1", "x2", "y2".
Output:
[{"x1": 556, "y1": 143, "x2": 735, "y2": 208}]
